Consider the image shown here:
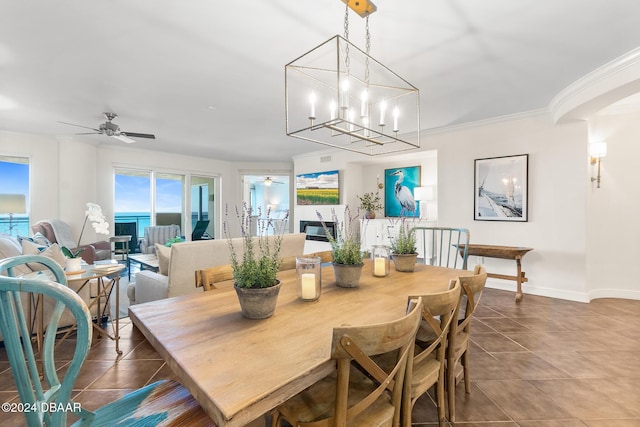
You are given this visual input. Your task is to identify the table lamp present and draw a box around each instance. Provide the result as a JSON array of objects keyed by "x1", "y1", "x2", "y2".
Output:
[{"x1": 0, "y1": 194, "x2": 27, "y2": 236}]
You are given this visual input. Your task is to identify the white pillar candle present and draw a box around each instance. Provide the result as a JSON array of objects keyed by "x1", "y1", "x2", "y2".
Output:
[
  {"x1": 309, "y1": 92, "x2": 316, "y2": 119},
  {"x1": 393, "y1": 107, "x2": 400, "y2": 132},
  {"x1": 374, "y1": 257, "x2": 386, "y2": 276},
  {"x1": 379, "y1": 101, "x2": 387, "y2": 126},
  {"x1": 301, "y1": 273, "x2": 316, "y2": 299},
  {"x1": 330, "y1": 100, "x2": 336, "y2": 120}
]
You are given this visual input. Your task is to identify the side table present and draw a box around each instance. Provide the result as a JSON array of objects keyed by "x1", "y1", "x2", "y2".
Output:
[{"x1": 110, "y1": 235, "x2": 131, "y2": 279}]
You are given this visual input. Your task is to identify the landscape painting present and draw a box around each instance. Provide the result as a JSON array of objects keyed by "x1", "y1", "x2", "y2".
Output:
[
  {"x1": 296, "y1": 170, "x2": 340, "y2": 205},
  {"x1": 474, "y1": 154, "x2": 528, "y2": 222},
  {"x1": 384, "y1": 166, "x2": 421, "y2": 217}
]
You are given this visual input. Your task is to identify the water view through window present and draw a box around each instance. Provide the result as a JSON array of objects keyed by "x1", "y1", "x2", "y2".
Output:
[{"x1": 0, "y1": 156, "x2": 30, "y2": 236}]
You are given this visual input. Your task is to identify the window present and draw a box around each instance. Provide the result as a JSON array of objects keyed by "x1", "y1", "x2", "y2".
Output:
[
  {"x1": 0, "y1": 156, "x2": 30, "y2": 236},
  {"x1": 115, "y1": 168, "x2": 216, "y2": 243}
]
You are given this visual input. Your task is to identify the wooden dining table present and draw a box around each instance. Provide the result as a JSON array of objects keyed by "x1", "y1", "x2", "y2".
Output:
[{"x1": 128, "y1": 260, "x2": 472, "y2": 427}]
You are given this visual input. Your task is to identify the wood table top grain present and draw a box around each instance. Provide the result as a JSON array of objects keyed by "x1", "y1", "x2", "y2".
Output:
[{"x1": 128, "y1": 260, "x2": 471, "y2": 427}]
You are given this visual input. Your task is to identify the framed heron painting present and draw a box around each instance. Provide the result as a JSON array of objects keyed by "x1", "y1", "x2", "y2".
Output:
[{"x1": 384, "y1": 166, "x2": 421, "y2": 217}]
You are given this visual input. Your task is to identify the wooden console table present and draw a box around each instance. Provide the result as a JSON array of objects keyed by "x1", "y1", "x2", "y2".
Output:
[{"x1": 457, "y1": 244, "x2": 533, "y2": 303}]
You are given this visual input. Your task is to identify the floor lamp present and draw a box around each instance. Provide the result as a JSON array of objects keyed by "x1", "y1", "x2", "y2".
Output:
[{"x1": 0, "y1": 194, "x2": 27, "y2": 236}]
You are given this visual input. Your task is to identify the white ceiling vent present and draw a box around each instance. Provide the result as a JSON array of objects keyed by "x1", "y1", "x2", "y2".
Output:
[{"x1": 320, "y1": 155, "x2": 332, "y2": 163}]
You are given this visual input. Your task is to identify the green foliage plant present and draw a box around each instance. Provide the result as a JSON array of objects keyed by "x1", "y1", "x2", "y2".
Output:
[
  {"x1": 389, "y1": 216, "x2": 417, "y2": 255},
  {"x1": 357, "y1": 191, "x2": 383, "y2": 213},
  {"x1": 317, "y1": 207, "x2": 364, "y2": 265},
  {"x1": 224, "y1": 203, "x2": 288, "y2": 288}
]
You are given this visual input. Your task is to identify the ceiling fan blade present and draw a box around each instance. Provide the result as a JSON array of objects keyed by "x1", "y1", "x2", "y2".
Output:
[
  {"x1": 122, "y1": 132, "x2": 155, "y2": 139},
  {"x1": 58, "y1": 121, "x2": 100, "y2": 132},
  {"x1": 75, "y1": 132, "x2": 101, "y2": 135},
  {"x1": 113, "y1": 134, "x2": 136, "y2": 144}
]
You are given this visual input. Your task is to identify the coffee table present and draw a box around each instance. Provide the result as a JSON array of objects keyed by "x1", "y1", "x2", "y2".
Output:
[{"x1": 128, "y1": 253, "x2": 159, "y2": 273}]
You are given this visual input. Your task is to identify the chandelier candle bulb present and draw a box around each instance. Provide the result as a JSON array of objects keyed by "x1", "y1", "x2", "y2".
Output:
[
  {"x1": 340, "y1": 79, "x2": 350, "y2": 110},
  {"x1": 393, "y1": 107, "x2": 400, "y2": 132},
  {"x1": 360, "y1": 90, "x2": 368, "y2": 117},
  {"x1": 330, "y1": 100, "x2": 337, "y2": 120},
  {"x1": 309, "y1": 92, "x2": 316, "y2": 119},
  {"x1": 349, "y1": 109, "x2": 355, "y2": 131},
  {"x1": 379, "y1": 101, "x2": 387, "y2": 126},
  {"x1": 296, "y1": 256, "x2": 321, "y2": 301},
  {"x1": 363, "y1": 117, "x2": 370, "y2": 137}
]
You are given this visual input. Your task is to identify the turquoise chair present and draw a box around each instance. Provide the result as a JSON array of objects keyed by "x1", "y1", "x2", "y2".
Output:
[{"x1": 0, "y1": 255, "x2": 215, "y2": 426}]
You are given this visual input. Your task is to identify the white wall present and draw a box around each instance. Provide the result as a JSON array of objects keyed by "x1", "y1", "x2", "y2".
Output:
[
  {"x1": 294, "y1": 113, "x2": 592, "y2": 302},
  {"x1": 0, "y1": 131, "x2": 292, "y2": 242},
  {"x1": 586, "y1": 110, "x2": 640, "y2": 300}
]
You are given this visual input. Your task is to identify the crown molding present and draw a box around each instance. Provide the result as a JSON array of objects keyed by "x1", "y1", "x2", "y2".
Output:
[{"x1": 549, "y1": 47, "x2": 640, "y2": 123}]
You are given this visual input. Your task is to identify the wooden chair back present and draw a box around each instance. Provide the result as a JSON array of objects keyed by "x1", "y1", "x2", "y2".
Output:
[
  {"x1": 307, "y1": 250, "x2": 333, "y2": 265},
  {"x1": 411, "y1": 226, "x2": 470, "y2": 269},
  {"x1": 326, "y1": 297, "x2": 423, "y2": 427},
  {"x1": 195, "y1": 255, "x2": 309, "y2": 291},
  {"x1": 404, "y1": 279, "x2": 461, "y2": 427},
  {"x1": 446, "y1": 264, "x2": 487, "y2": 422}
]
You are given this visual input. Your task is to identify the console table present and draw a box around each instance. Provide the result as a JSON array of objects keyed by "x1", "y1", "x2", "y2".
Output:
[{"x1": 457, "y1": 244, "x2": 533, "y2": 303}]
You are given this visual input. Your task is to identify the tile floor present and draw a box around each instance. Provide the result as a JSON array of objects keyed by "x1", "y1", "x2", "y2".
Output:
[{"x1": 1, "y1": 287, "x2": 640, "y2": 426}]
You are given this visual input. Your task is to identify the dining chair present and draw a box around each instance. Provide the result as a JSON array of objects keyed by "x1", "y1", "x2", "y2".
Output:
[
  {"x1": 308, "y1": 250, "x2": 334, "y2": 265},
  {"x1": 404, "y1": 280, "x2": 461, "y2": 427},
  {"x1": 446, "y1": 264, "x2": 487, "y2": 422},
  {"x1": 0, "y1": 254, "x2": 215, "y2": 427},
  {"x1": 411, "y1": 226, "x2": 470, "y2": 269},
  {"x1": 271, "y1": 297, "x2": 423, "y2": 427},
  {"x1": 195, "y1": 256, "x2": 303, "y2": 291},
  {"x1": 195, "y1": 264, "x2": 234, "y2": 291}
]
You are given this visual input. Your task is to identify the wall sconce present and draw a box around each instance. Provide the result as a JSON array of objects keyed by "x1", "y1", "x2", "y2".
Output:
[
  {"x1": 376, "y1": 175, "x2": 383, "y2": 189},
  {"x1": 589, "y1": 141, "x2": 607, "y2": 188}
]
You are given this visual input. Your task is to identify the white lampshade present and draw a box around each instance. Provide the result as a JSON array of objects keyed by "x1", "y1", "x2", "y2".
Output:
[
  {"x1": 0, "y1": 194, "x2": 27, "y2": 214},
  {"x1": 413, "y1": 186, "x2": 434, "y2": 201},
  {"x1": 590, "y1": 141, "x2": 607, "y2": 158}
]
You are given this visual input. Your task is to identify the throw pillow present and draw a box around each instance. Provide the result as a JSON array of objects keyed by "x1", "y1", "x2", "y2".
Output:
[
  {"x1": 155, "y1": 243, "x2": 171, "y2": 276},
  {"x1": 21, "y1": 240, "x2": 67, "y2": 271}
]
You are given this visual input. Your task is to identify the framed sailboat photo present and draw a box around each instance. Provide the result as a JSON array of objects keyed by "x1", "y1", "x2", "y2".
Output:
[{"x1": 474, "y1": 154, "x2": 528, "y2": 222}]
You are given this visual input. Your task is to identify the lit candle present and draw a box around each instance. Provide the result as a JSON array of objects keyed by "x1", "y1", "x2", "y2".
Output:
[
  {"x1": 330, "y1": 100, "x2": 336, "y2": 120},
  {"x1": 393, "y1": 107, "x2": 399, "y2": 132},
  {"x1": 340, "y1": 78, "x2": 350, "y2": 110},
  {"x1": 309, "y1": 92, "x2": 316, "y2": 119},
  {"x1": 374, "y1": 257, "x2": 386, "y2": 276},
  {"x1": 379, "y1": 101, "x2": 387, "y2": 126},
  {"x1": 301, "y1": 273, "x2": 316, "y2": 299},
  {"x1": 363, "y1": 116, "x2": 370, "y2": 137},
  {"x1": 360, "y1": 90, "x2": 368, "y2": 118},
  {"x1": 349, "y1": 109, "x2": 355, "y2": 131}
]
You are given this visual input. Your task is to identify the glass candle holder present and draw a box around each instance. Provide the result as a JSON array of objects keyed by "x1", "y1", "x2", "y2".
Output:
[
  {"x1": 296, "y1": 256, "x2": 321, "y2": 301},
  {"x1": 371, "y1": 245, "x2": 391, "y2": 277}
]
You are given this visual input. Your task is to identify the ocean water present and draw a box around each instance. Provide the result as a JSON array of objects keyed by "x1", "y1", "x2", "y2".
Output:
[{"x1": 1, "y1": 212, "x2": 199, "y2": 239}]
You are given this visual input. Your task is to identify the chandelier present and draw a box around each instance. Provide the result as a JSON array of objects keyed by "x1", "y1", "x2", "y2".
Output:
[{"x1": 285, "y1": 0, "x2": 420, "y2": 156}]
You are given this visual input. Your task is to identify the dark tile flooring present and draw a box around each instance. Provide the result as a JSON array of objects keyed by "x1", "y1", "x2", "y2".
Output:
[{"x1": 1, "y1": 288, "x2": 640, "y2": 426}]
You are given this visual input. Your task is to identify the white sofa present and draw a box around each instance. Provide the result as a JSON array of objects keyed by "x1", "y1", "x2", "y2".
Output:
[{"x1": 128, "y1": 233, "x2": 307, "y2": 305}]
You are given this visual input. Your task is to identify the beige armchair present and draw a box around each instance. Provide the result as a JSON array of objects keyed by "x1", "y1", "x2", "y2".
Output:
[{"x1": 31, "y1": 220, "x2": 111, "y2": 264}]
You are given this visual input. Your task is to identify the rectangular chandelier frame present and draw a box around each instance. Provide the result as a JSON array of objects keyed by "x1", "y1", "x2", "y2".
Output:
[{"x1": 286, "y1": 35, "x2": 420, "y2": 156}]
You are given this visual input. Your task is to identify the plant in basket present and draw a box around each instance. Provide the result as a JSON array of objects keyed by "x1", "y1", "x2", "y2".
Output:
[
  {"x1": 317, "y1": 207, "x2": 364, "y2": 287},
  {"x1": 224, "y1": 203, "x2": 288, "y2": 319},
  {"x1": 389, "y1": 216, "x2": 418, "y2": 272}
]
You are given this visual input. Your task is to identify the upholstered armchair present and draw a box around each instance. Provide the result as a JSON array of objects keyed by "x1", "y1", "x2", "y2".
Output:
[
  {"x1": 139, "y1": 225, "x2": 181, "y2": 254},
  {"x1": 31, "y1": 220, "x2": 111, "y2": 264}
]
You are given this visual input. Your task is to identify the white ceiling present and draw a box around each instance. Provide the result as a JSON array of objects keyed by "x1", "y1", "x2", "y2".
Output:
[{"x1": 1, "y1": 0, "x2": 640, "y2": 162}]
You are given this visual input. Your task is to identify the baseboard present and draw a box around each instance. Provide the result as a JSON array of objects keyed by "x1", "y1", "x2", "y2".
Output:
[
  {"x1": 588, "y1": 288, "x2": 640, "y2": 301},
  {"x1": 484, "y1": 279, "x2": 590, "y2": 303}
]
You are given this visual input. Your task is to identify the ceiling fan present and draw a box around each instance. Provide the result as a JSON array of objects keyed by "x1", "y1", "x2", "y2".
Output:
[
  {"x1": 58, "y1": 112, "x2": 156, "y2": 144},
  {"x1": 263, "y1": 177, "x2": 285, "y2": 186}
]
